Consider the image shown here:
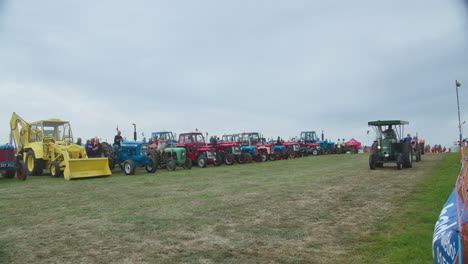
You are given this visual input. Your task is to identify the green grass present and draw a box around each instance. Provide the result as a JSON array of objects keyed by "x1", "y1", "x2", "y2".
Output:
[
  {"x1": 0, "y1": 153, "x2": 458, "y2": 263},
  {"x1": 350, "y1": 153, "x2": 460, "y2": 264}
]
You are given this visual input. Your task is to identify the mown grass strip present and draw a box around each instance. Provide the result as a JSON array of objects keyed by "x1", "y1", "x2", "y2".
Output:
[{"x1": 354, "y1": 153, "x2": 460, "y2": 264}]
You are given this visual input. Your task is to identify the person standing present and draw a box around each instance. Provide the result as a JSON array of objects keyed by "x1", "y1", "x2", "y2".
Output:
[
  {"x1": 114, "y1": 129, "x2": 123, "y2": 146},
  {"x1": 76, "y1": 137, "x2": 82, "y2": 146},
  {"x1": 404, "y1": 134, "x2": 412, "y2": 142}
]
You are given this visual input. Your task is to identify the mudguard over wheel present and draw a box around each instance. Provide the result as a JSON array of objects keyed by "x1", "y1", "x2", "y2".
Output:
[
  {"x1": 26, "y1": 150, "x2": 43, "y2": 176},
  {"x1": 123, "y1": 160, "x2": 136, "y2": 175}
]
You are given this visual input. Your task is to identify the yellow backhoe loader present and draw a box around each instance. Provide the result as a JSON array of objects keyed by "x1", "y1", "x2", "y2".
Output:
[{"x1": 10, "y1": 112, "x2": 111, "y2": 180}]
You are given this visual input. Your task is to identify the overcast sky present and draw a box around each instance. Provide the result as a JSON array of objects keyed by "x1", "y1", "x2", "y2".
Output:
[{"x1": 1, "y1": 0, "x2": 467, "y2": 147}]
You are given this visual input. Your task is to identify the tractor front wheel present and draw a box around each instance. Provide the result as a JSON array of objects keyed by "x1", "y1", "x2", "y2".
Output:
[
  {"x1": 224, "y1": 154, "x2": 234, "y2": 165},
  {"x1": 183, "y1": 158, "x2": 193, "y2": 169},
  {"x1": 289, "y1": 151, "x2": 296, "y2": 159},
  {"x1": 166, "y1": 158, "x2": 176, "y2": 171},
  {"x1": 26, "y1": 150, "x2": 43, "y2": 176},
  {"x1": 269, "y1": 154, "x2": 276, "y2": 161},
  {"x1": 260, "y1": 153, "x2": 268, "y2": 162},
  {"x1": 396, "y1": 154, "x2": 403, "y2": 170},
  {"x1": 123, "y1": 160, "x2": 136, "y2": 175},
  {"x1": 369, "y1": 155, "x2": 376, "y2": 170},
  {"x1": 197, "y1": 155, "x2": 207, "y2": 168},
  {"x1": 244, "y1": 153, "x2": 252, "y2": 163},
  {"x1": 213, "y1": 154, "x2": 222, "y2": 166},
  {"x1": 50, "y1": 161, "x2": 62, "y2": 177}
]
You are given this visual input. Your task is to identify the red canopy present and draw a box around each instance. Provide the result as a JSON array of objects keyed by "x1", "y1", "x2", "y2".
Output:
[{"x1": 345, "y1": 138, "x2": 361, "y2": 147}]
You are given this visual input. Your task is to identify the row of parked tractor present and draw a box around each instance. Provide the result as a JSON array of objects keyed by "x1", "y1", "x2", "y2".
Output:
[{"x1": 1, "y1": 112, "x2": 361, "y2": 180}]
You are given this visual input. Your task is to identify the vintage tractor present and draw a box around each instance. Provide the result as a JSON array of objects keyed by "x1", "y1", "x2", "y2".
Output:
[
  {"x1": 299, "y1": 131, "x2": 335, "y2": 155},
  {"x1": 237, "y1": 132, "x2": 271, "y2": 162},
  {"x1": 298, "y1": 141, "x2": 321, "y2": 156},
  {"x1": 281, "y1": 141, "x2": 300, "y2": 159},
  {"x1": 218, "y1": 134, "x2": 247, "y2": 165},
  {"x1": 368, "y1": 120, "x2": 413, "y2": 170},
  {"x1": 101, "y1": 141, "x2": 158, "y2": 175},
  {"x1": 0, "y1": 144, "x2": 27, "y2": 180},
  {"x1": 177, "y1": 132, "x2": 222, "y2": 168},
  {"x1": 150, "y1": 131, "x2": 192, "y2": 170},
  {"x1": 10, "y1": 112, "x2": 111, "y2": 180}
]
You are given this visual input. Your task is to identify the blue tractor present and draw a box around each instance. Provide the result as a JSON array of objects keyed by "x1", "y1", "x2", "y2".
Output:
[
  {"x1": 101, "y1": 141, "x2": 157, "y2": 175},
  {"x1": 299, "y1": 131, "x2": 335, "y2": 155},
  {"x1": 0, "y1": 144, "x2": 27, "y2": 180}
]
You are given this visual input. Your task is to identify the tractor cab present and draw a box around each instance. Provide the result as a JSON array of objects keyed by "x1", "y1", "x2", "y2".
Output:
[
  {"x1": 30, "y1": 119, "x2": 73, "y2": 145},
  {"x1": 151, "y1": 131, "x2": 178, "y2": 147},
  {"x1": 368, "y1": 120, "x2": 412, "y2": 169}
]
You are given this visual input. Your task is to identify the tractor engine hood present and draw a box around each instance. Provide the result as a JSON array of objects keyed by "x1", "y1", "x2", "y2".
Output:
[{"x1": 197, "y1": 145, "x2": 215, "y2": 152}]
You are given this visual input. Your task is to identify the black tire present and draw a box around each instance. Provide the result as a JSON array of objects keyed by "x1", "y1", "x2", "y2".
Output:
[
  {"x1": 288, "y1": 151, "x2": 296, "y2": 159},
  {"x1": 4, "y1": 170, "x2": 15, "y2": 178},
  {"x1": 260, "y1": 153, "x2": 268, "y2": 162},
  {"x1": 50, "y1": 160, "x2": 62, "y2": 177},
  {"x1": 146, "y1": 149, "x2": 158, "y2": 173},
  {"x1": 369, "y1": 155, "x2": 376, "y2": 170},
  {"x1": 101, "y1": 142, "x2": 115, "y2": 170},
  {"x1": 122, "y1": 160, "x2": 136, "y2": 175},
  {"x1": 224, "y1": 154, "x2": 234, "y2": 165},
  {"x1": 213, "y1": 154, "x2": 222, "y2": 166},
  {"x1": 402, "y1": 142, "x2": 412, "y2": 168},
  {"x1": 415, "y1": 151, "x2": 421, "y2": 162},
  {"x1": 166, "y1": 157, "x2": 176, "y2": 171},
  {"x1": 183, "y1": 158, "x2": 193, "y2": 169},
  {"x1": 16, "y1": 160, "x2": 27, "y2": 181},
  {"x1": 26, "y1": 150, "x2": 43, "y2": 176},
  {"x1": 396, "y1": 154, "x2": 403, "y2": 170},
  {"x1": 312, "y1": 149, "x2": 319, "y2": 156},
  {"x1": 269, "y1": 153, "x2": 276, "y2": 161},
  {"x1": 197, "y1": 155, "x2": 207, "y2": 168}
]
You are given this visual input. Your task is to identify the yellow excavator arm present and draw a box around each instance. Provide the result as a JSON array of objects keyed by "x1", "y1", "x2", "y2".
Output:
[{"x1": 10, "y1": 112, "x2": 30, "y2": 154}]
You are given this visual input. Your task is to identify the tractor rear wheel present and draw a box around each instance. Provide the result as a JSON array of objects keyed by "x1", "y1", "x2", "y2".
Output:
[
  {"x1": 146, "y1": 149, "x2": 158, "y2": 173},
  {"x1": 166, "y1": 157, "x2": 176, "y2": 171},
  {"x1": 183, "y1": 158, "x2": 192, "y2": 169},
  {"x1": 16, "y1": 160, "x2": 27, "y2": 181},
  {"x1": 415, "y1": 151, "x2": 421, "y2": 162},
  {"x1": 224, "y1": 154, "x2": 234, "y2": 165},
  {"x1": 101, "y1": 142, "x2": 115, "y2": 170},
  {"x1": 402, "y1": 142, "x2": 413, "y2": 168},
  {"x1": 123, "y1": 160, "x2": 136, "y2": 175},
  {"x1": 26, "y1": 150, "x2": 43, "y2": 176},
  {"x1": 197, "y1": 155, "x2": 207, "y2": 168},
  {"x1": 50, "y1": 161, "x2": 62, "y2": 177},
  {"x1": 369, "y1": 155, "x2": 376, "y2": 170}
]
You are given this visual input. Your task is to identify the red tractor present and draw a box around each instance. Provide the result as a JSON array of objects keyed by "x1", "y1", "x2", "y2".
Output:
[
  {"x1": 177, "y1": 132, "x2": 222, "y2": 168},
  {"x1": 219, "y1": 135, "x2": 250, "y2": 165},
  {"x1": 281, "y1": 141, "x2": 301, "y2": 158}
]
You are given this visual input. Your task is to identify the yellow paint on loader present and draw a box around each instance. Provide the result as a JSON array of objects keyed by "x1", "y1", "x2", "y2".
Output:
[{"x1": 65, "y1": 158, "x2": 111, "y2": 180}]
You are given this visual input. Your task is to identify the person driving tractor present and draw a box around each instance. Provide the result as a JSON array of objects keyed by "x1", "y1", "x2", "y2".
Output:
[{"x1": 383, "y1": 125, "x2": 396, "y2": 140}]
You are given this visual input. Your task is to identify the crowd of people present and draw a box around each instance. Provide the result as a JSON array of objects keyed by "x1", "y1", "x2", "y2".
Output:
[{"x1": 75, "y1": 137, "x2": 105, "y2": 157}]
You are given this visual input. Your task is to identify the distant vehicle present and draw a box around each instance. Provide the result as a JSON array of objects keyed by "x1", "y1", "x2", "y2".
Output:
[{"x1": 368, "y1": 120, "x2": 413, "y2": 170}]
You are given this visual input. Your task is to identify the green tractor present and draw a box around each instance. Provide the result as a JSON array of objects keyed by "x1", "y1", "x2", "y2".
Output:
[{"x1": 368, "y1": 120, "x2": 413, "y2": 170}]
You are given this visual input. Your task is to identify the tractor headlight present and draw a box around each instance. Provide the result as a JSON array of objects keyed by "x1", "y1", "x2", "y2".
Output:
[{"x1": 377, "y1": 145, "x2": 381, "y2": 150}]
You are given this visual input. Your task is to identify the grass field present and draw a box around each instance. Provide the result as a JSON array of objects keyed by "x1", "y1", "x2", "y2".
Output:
[{"x1": 0, "y1": 153, "x2": 459, "y2": 264}]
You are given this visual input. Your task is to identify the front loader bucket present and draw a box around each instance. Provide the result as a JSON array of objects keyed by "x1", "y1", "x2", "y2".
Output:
[{"x1": 63, "y1": 158, "x2": 112, "y2": 180}]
